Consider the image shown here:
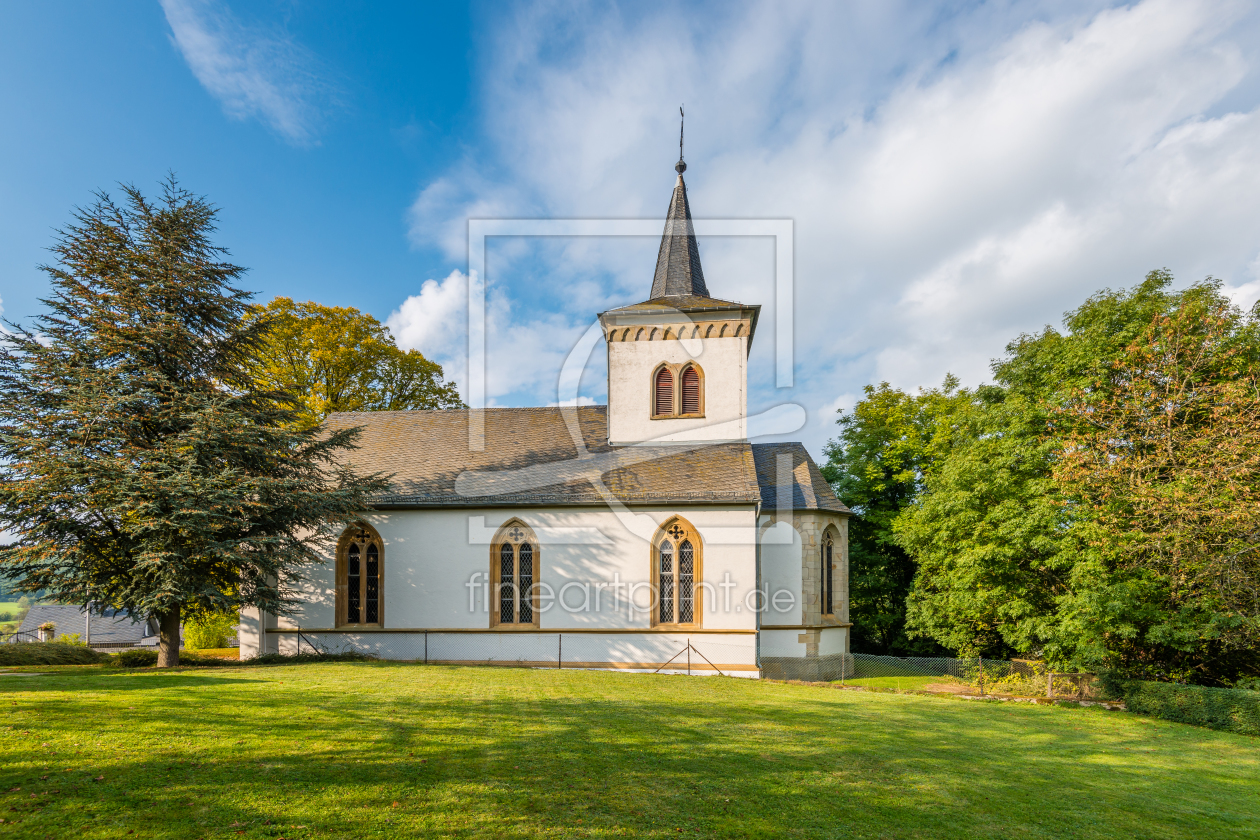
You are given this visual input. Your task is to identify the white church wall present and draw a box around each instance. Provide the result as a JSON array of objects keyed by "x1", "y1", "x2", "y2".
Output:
[
  {"x1": 818, "y1": 626, "x2": 848, "y2": 657},
  {"x1": 758, "y1": 628, "x2": 806, "y2": 658},
  {"x1": 606, "y1": 336, "x2": 747, "y2": 445},
  {"x1": 269, "y1": 504, "x2": 760, "y2": 634},
  {"x1": 265, "y1": 629, "x2": 758, "y2": 673},
  {"x1": 757, "y1": 517, "x2": 804, "y2": 626}
]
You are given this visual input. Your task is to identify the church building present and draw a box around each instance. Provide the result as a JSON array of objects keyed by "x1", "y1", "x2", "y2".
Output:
[{"x1": 239, "y1": 155, "x2": 851, "y2": 679}]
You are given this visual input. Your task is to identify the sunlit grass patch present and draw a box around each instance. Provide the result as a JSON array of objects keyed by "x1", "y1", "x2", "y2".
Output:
[{"x1": 1, "y1": 662, "x2": 1256, "y2": 839}]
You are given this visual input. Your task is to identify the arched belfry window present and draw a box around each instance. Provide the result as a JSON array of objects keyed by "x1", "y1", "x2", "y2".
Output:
[
  {"x1": 492, "y1": 520, "x2": 539, "y2": 627},
  {"x1": 680, "y1": 364, "x2": 702, "y2": 415},
  {"x1": 652, "y1": 364, "x2": 703, "y2": 419},
  {"x1": 653, "y1": 518, "x2": 702, "y2": 627},
  {"x1": 653, "y1": 366, "x2": 674, "y2": 417},
  {"x1": 337, "y1": 523, "x2": 383, "y2": 627},
  {"x1": 822, "y1": 530, "x2": 836, "y2": 616}
]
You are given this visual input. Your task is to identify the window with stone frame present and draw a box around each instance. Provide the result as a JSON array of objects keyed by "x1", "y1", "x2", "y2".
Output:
[
  {"x1": 337, "y1": 524, "x2": 383, "y2": 627},
  {"x1": 679, "y1": 364, "x2": 702, "y2": 415},
  {"x1": 492, "y1": 520, "x2": 539, "y2": 627},
  {"x1": 653, "y1": 518, "x2": 702, "y2": 626},
  {"x1": 654, "y1": 366, "x2": 675, "y2": 417},
  {"x1": 822, "y1": 530, "x2": 835, "y2": 616}
]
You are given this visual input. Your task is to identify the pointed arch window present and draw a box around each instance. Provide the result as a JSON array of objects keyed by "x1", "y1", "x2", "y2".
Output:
[
  {"x1": 822, "y1": 531, "x2": 835, "y2": 616},
  {"x1": 680, "y1": 365, "x2": 702, "y2": 415},
  {"x1": 654, "y1": 367, "x2": 674, "y2": 417},
  {"x1": 492, "y1": 521, "x2": 539, "y2": 627},
  {"x1": 653, "y1": 518, "x2": 702, "y2": 627},
  {"x1": 337, "y1": 524, "x2": 383, "y2": 627}
]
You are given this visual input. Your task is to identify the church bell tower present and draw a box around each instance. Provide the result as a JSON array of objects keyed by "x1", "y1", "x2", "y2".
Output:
[{"x1": 598, "y1": 144, "x2": 760, "y2": 447}]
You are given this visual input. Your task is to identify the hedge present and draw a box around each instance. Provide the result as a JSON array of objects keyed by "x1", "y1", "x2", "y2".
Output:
[
  {"x1": 0, "y1": 642, "x2": 110, "y2": 666},
  {"x1": 113, "y1": 648, "x2": 372, "y2": 668},
  {"x1": 1099, "y1": 673, "x2": 1260, "y2": 737}
]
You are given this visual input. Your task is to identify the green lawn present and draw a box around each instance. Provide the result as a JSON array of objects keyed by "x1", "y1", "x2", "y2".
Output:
[
  {"x1": 837, "y1": 675, "x2": 967, "y2": 692},
  {"x1": 1, "y1": 663, "x2": 1257, "y2": 839}
]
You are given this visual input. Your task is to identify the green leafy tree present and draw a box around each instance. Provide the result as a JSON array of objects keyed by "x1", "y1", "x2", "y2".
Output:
[
  {"x1": 1055, "y1": 282, "x2": 1260, "y2": 682},
  {"x1": 243, "y1": 297, "x2": 463, "y2": 427},
  {"x1": 896, "y1": 386, "x2": 1078, "y2": 658},
  {"x1": 0, "y1": 179, "x2": 389, "y2": 667},
  {"x1": 821, "y1": 376, "x2": 967, "y2": 654},
  {"x1": 897, "y1": 271, "x2": 1260, "y2": 682}
]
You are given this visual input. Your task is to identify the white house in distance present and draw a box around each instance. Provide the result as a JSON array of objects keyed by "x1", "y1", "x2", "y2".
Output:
[{"x1": 239, "y1": 153, "x2": 851, "y2": 679}]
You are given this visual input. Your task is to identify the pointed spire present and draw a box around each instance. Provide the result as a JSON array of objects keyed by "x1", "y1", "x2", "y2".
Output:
[{"x1": 651, "y1": 110, "x2": 708, "y2": 299}]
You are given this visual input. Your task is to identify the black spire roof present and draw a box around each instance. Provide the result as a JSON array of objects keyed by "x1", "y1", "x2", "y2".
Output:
[{"x1": 649, "y1": 172, "x2": 709, "y2": 299}]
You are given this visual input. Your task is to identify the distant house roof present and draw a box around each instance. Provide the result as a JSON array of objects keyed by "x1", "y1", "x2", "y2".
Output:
[
  {"x1": 18, "y1": 604, "x2": 154, "y2": 644},
  {"x1": 325, "y1": 405, "x2": 848, "y2": 514}
]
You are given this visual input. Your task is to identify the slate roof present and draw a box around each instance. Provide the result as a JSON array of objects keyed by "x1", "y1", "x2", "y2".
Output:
[
  {"x1": 751, "y1": 443, "x2": 850, "y2": 514},
  {"x1": 18, "y1": 604, "x2": 155, "y2": 644},
  {"x1": 600, "y1": 294, "x2": 761, "y2": 343},
  {"x1": 650, "y1": 173, "x2": 709, "y2": 298},
  {"x1": 326, "y1": 406, "x2": 848, "y2": 513},
  {"x1": 602, "y1": 294, "x2": 751, "y2": 315}
]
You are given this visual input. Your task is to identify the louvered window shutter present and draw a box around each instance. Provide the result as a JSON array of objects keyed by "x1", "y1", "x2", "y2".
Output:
[
  {"x1": 654, "y1": 368, "x2": 674, "y2": 415},
  {"x1": 681, "y1": 366, "x2": 700, "y2": 414}
]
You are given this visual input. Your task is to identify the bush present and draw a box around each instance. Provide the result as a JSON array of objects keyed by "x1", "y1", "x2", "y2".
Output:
[
  {"x1": 0, "y1": 642, "x2": 109, "y2": 666},
  {"x1": 244, "y1": 650, "x2": 375, "y2": 666},
  {"x1": 1099, "y1": 673, "x2": 1260, "y2": 737},
  {"x1": 112, "y1": 648, "x2": 370, "y2": 668},
  {"x1": 113, "y1": 648, "x2": 158, "y2": 667},
  {"x1": 184, "y1": 612, "x2": 237, "y2": 650},
  {"x1": 113, "y1": 649, "x2": 230, "y2": 667},
  {"x1": 0, "y1": 611, "x2": 12, "y2": 622}
]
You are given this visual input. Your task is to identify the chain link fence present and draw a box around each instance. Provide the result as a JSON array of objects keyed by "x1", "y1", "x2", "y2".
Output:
[
  {"x1": 277, "y1": 631, "x2": 756, "y2": 676},
  {"x1": 822, "y1": 653, "x2": 1096, "y2": 699},
  {"x1": 268, "y1": 633, "x2": 1092, "y2": 696}
]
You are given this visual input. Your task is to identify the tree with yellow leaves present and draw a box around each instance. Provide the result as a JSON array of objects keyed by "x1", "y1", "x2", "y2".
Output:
[{"x1": 243, "y1": 297, "x2": 463, "y2": 427}]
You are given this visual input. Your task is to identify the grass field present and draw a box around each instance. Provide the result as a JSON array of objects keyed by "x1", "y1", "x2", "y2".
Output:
[
  {"x1": 833, "y1": 675, "x2": 957, "y2": 692},
  {"x1": 1, "y1": 663, "x2": 1257, "y2": 839}
]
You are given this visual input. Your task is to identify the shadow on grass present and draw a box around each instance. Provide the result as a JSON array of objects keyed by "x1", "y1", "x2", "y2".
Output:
[{"x1": 0, "y1": 665, "x2": 1256, "y2": 839}]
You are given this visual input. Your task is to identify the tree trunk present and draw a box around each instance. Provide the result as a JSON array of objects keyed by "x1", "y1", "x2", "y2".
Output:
[{"x1": 158, "y1": 606, "x2": 181, "y2": 667}]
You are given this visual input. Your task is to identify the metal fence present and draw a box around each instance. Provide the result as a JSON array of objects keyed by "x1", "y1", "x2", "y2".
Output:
[
  {"x1": 1, "y1": 630, "x2": 40, "y2": 645},
  {"x1": 808, "y1": 653, "x2": 1096, "y2": 698},
  {"x1": 279, "y1": 631, "x2": 755, "y2": 676},
  {"x1": 260, "y1": 633, "x2": 1095, "y2": 696}
]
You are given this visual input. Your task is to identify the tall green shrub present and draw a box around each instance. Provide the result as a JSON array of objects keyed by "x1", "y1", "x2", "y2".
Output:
[{"x1": 184, "y1": 612, "x2": 237, "y2": 650}]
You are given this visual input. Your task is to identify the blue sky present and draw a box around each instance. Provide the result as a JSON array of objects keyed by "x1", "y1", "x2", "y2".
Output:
[{"x1": 5, "y1": 0, "x2": 1260, "y2": 457}]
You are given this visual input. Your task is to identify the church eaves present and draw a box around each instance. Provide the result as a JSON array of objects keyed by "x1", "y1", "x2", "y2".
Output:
[{"x1": 649, "y1": 170, "x2": 710, "y2": 299}]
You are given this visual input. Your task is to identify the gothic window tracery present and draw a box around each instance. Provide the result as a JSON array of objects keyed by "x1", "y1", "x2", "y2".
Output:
[
  {"x1": 337, "y1": 524, "x2": 383, "y2": 627},
  {"x1": 654, "y1": 518, "x2": 701, "y2": 627},
  {"x1": 492, "y1": 521, "x2": 539, "y2": 627}
]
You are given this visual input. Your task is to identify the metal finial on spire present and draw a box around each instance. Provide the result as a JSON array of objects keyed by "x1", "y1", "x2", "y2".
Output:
[{"x1": 676, "y1": 105, "x2": 686, "y2": 174}]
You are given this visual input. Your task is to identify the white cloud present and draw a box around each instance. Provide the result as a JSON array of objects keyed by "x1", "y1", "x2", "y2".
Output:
[
  {"x1": 386, "y1": 270, "x2": 468, "y2": 365},
  {"x1": 410, "y1": 0, "x2": 1260, "y2": 454},
  {"x1": 160, "y1": 0, "x2": 332, "y2": 145},
  {"x1": 549, "y1": 396, "x2": 597, "y2": 407},
  {"x1": 386, "y1": 269, "x2": 599, "y2": 406}
]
